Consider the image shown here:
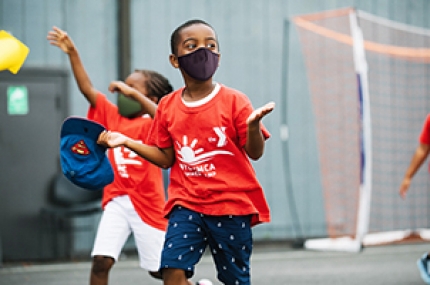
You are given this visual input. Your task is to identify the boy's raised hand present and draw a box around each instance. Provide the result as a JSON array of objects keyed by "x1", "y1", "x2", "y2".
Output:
[
  {"x1": 47, "y1": 26, "x2": 76, "y2": 54},
  {"x1": 97, "y1": 131, "x2": 129, "y2": 149},
  {"x1": 109, "y1": 81, "x2": 136, "y2": 97},
  {"x1": 246, "y1": 102, "x2": 275, "y2": 125}
]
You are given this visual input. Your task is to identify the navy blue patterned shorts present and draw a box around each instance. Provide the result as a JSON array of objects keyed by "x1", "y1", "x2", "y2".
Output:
[{"x1": 160, "y1": 206, "x2": 253, "y2": 285}]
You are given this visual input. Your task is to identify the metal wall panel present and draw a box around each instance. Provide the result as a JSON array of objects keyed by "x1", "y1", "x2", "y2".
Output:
[{"x1": 0, "y1": 0, "x2": 118, "y2": 117}]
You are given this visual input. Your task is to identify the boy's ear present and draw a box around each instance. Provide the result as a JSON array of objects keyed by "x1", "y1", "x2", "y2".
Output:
[
  {"x1": 148, "y1": 95, "x2": 159, "y2": 104},
  {"x1": 169, "y1": 54, "x2": 179, "y2": 68}
]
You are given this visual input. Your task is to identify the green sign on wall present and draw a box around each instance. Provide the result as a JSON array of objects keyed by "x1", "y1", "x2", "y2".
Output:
[{"x1": 7, "y1": 86, "x2": 28, "y2": 115}]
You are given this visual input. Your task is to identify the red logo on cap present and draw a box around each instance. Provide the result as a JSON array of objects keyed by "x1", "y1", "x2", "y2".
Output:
[{"x1": 71, "y1": 140, "x2": 90, "y2": 155}]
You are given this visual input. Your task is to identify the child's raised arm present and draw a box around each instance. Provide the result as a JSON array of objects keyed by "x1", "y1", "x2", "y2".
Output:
[
  {"x1": 47, "y1": 26, "x2": 98, "y2": 107},
  {"x1": 108, "y1": 81, "x2": 157, "y2": 118}
]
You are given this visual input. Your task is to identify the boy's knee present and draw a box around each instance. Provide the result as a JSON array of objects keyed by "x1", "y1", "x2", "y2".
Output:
[
  {"x1": 91, "y1": 255, "x2": 115, "y2": 276},
  {"x1": 149, "y1": 270, "x2": 163, "y2": 279},
  {"x1": 162, "y1": 268, "x2": 189, "y2": 283}
]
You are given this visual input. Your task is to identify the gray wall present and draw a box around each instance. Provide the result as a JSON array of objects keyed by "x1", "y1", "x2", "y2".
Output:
[{"x1": 1, "y1": 0, "x2": 430, "y2": 242}]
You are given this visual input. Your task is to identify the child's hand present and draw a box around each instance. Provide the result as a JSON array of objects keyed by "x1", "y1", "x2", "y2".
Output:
[
  {"x1": 109, "y1": 81, "x2": 137, "y2": 98},
  {"x1": 97, "y1": 131, "x2": 129, "y2": 148},
  {"x1": 246, "y1": 101, "x2": 275, "y2": 125},
  {"x1": 399, "y1": 178, "x2": 411, "y2": 199},
  {"x1": 47, "y1": 26, "x2": 76, "y2": 54}
]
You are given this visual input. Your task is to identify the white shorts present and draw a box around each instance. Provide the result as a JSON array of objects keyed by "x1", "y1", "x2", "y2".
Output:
[{"x1": 91, "y1": 195, "x2": 166, "y2": 272}]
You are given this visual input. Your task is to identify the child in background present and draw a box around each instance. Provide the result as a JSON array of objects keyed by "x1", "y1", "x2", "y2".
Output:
[
  {"x1": 47, "y1": 26, "x2": 173, "y2": 285},
  {"x1": 97, "y1": 19, "x2": 275, "y2": 285},
  {"x1": 399, "y1": 114, "x2": 430, "y2": 285}
]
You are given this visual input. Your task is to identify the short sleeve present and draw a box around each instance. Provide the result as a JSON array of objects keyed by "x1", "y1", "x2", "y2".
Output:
[
  {"x1": 419, "y1": 115, "x2": 430, "y2": 145},
  {"x1": 147, "y1": 100, "x2": 173, "y2": 148},
  {"x1": 87, "y1": 93, "x2": 117, "y2": 128}
]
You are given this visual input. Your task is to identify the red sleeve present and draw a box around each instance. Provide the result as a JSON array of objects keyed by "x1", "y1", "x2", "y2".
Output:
[
  {"x1": 86, "y1": 93, "x2": 117, "y2": 128},
  {"x1": 419, "y1": 115, "x2": 430, "y2": 145},
  {"x1": 147, "y1": 98, "x2": 173, "y2": 148}
]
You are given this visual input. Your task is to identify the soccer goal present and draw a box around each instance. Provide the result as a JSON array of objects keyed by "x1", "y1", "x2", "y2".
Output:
[{"x1": 292, "y1": 7, "x2": 430, "y2": 252}]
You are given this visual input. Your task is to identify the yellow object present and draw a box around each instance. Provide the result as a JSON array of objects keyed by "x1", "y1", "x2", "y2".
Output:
[{"x1": 0, "y1": 30, "x2": 30, "y2": 74}]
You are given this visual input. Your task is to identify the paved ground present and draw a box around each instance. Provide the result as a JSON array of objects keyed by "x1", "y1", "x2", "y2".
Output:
[{"x1": 0, "y1": 241, "x2": 429, "y2": 285}]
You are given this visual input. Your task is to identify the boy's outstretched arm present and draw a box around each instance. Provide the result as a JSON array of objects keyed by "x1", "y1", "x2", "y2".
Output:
[
  {"x1": 97, "y1": 131, "x2": 175, "y2": 169},
  {"x1": 399, "y1": 143, "x2": 430, "y2": 199},
  {"x1": 245, "y1": 102, "x2": 275, "y2": 160},
  {"x1": 47, "y1": 26, "x2": 98, "y2": 107}
]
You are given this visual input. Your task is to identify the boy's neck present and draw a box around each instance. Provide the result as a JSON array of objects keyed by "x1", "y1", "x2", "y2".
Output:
[{"x1": 183, "y1": 81, "x2": 216, "y2": 102}]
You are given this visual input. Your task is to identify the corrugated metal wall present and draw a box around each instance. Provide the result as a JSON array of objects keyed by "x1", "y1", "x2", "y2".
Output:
[{"x1": 1, "y1": 0, "x2": 430, "y2": 241}]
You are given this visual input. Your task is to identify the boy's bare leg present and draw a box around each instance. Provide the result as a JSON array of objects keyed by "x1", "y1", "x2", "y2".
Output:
[
  {"x1": 89, "y1": 256, "x2": 115, "y2": 285},
  {"x1": 162, "y1": 268, "x2": 194, "y2": 285}
]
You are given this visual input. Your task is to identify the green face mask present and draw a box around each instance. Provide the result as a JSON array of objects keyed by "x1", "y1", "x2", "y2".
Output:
[{"x1": 117, "y1": 93, "x2": 142, "y2": 118}]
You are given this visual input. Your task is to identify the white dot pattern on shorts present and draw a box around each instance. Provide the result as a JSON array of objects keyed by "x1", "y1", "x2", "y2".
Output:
[{"x1": 166, "y1": 212, "x2": 251, "y2": 283}]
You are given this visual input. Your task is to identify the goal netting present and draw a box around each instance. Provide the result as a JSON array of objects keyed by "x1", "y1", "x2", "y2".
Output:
[{"x1": 292, "y1": 7, "x2": 430, "y2": 252}]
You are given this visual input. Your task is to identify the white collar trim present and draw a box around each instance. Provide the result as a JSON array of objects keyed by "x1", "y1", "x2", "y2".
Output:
[{"x1": 182, "y1": 83, "x2": 220, "y2": 107}]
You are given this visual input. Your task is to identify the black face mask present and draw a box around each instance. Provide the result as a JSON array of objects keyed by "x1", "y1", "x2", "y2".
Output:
[
  {"x1": 177, "y1": 48, "x2": 219, "y2": 81},
  {"x1": 117, "y1": 93, "x2": 142, "y2": 118}
]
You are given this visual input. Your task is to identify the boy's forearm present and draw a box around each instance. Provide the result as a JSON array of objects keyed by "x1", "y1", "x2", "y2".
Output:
[
  {"x1": 124, "y1": 139, "x2": 173, "y2": 168},
  {"x1": 131, "y1": 90, "x2": 157, "y2": 118},
  {"x1": 404, "y1": 144, "x2": 430, "y2": 179},
  {"x1": 245, "y1": 125, "x2": 265, "y2": 160}
]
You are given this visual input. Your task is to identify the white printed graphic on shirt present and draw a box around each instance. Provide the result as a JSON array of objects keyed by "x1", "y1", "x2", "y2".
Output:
[
  {"x1": 176, "y1": 127, "x2": 233, "y2": 177},
  {"x1": 113, "y1": 143, "x2": 142, "y2": 178}
]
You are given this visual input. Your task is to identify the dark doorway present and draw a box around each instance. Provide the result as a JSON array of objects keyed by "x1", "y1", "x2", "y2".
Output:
[{"x1": 0, "y1": 68, "x2": 68, "y2": 261}]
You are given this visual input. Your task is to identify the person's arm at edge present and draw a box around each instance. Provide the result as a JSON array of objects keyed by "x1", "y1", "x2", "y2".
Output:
[
  {"x1": 399, "y1": 143, "x2": 430, "y2": 199},
  {"x1": 244, "y1": 102, "x2": 275, "y2": 160}
]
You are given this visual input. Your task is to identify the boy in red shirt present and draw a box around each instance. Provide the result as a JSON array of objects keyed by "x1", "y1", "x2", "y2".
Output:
[
  {"x1": 47, "y1": 27, "x2": 173, "y2": 285},
  {"x1": 98, "y1": 19, "x2": 275, "y2": 285},
  {"x1": 400, "y1": 114, "x2": 430, "y2": 284}
]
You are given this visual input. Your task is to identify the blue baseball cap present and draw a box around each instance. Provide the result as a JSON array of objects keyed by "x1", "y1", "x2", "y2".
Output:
[{"x1": 60, "y1": 117, "x2": 114, "y2": 191}]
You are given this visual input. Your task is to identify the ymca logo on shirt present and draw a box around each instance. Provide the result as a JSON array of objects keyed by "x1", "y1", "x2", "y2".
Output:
[
  {"x1": 176, "y1": 127, "x2": 233, "y2": 177},
  {"x1": 112, "y1": 143, "x2": 142, "y2": 178}
]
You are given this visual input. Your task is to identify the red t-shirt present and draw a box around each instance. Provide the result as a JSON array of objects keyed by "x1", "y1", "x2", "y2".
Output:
[
  {"x1": 419, "y1": 114, "x2": 430, "y2": 144},
  {"x1": 87, "y1": 93, "x2": 167, "y2": 231},
  {"x1": 148, "y1": 84, "x2": 271, "y2": 227}
]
